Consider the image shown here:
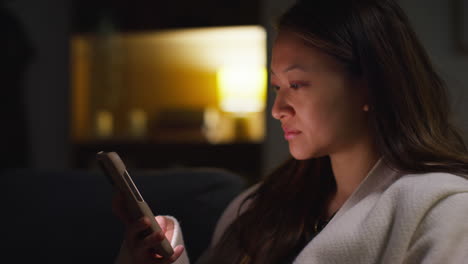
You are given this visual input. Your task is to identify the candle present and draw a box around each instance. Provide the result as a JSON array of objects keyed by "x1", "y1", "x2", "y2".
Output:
[
  {"x1": 129, "y1": 109, "x2": 147, "y2": 138},
  {"x1": 95, "y1": 110, "x2": 113, "y2": 138}
]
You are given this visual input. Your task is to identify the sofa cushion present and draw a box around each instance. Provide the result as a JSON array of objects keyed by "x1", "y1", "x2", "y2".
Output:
[{"x1": 1, "y1": 167, "x2": 247, "y2": 263}]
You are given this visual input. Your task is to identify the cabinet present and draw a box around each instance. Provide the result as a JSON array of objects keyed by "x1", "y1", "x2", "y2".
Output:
[{"x1": 70, "y1": 0, "x2": 265, "y2": 181}]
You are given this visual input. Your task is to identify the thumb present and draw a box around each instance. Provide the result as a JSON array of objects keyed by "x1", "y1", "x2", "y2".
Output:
[{"x1": 155, "y1": 215, "x2": 168, "y2": 234}]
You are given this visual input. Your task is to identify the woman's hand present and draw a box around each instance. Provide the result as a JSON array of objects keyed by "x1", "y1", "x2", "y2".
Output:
[{"x1": 112, "y1": 192, "x2": 185, "y2": 263}]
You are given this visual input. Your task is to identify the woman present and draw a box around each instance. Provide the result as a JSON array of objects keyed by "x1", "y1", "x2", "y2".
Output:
[{"x1": 114, "y1": 0, "x2": 468, "y2": 263}]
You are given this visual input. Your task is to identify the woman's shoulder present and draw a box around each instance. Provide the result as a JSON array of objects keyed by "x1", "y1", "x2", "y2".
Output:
[
  {"x1": 229, "y1": 182, "x2": 261, "y2": 204},
  {"x1": 382, "y1": 170, "x2": 468, "y2": 210},
  {"x1": 209, "y1": 183, "x2": 261, "y2": 246},
  {"x1": 391, "y1": 171, "x2": 468, "y2": 194},
  {"x1": 398, "y1": 172, "x2": 468, "y2": 262},
  {"x1": 217, "y1": 182, "x2": 260, "y2": 221}
]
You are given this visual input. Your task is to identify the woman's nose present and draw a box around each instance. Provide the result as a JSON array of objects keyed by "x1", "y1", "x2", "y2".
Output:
[{"x1": 271, "y1": 93, "x2": 294, "y2": 120}]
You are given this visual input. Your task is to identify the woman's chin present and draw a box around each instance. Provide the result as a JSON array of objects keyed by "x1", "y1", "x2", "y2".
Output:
[
  {"x1": 289, "y1": 143, "x2": 327, "y2": 160},
  {"x1": 289, "y1": 146, "x2": 315, "y2": 160}
]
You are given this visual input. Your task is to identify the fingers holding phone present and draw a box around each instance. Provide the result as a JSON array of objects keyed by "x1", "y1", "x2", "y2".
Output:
[
  {"x1": 113, "y1": 192, "x2": 185, "y2": 263},
  {"x1": 123, "y1": 215, "x2": 185, "y2": 264},
  {"x1": 97, "y1": 151, "x2": 184, "y2": 263}
]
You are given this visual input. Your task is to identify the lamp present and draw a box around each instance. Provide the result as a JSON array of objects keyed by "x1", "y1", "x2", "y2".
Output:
[
  {"x1": 217, "y1": 66, "x2": 267, "y2": 114},
  {"x1": 216, "y1": 66, "x2": 267, "y2": 141}
]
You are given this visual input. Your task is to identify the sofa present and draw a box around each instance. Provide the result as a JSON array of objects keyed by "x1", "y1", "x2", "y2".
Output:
[{"x1": 1, "y1": 167, "x2": 248, "y2": 263}]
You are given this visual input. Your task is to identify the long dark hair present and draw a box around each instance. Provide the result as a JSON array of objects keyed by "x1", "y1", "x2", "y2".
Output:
[{"x1": 205, "y1": 0, "x2": 468, "y2": 263}]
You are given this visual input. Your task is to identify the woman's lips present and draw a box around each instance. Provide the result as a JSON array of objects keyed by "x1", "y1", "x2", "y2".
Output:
[{"x1": 283, "y1": 128, "x2": 301, "y2": 140}]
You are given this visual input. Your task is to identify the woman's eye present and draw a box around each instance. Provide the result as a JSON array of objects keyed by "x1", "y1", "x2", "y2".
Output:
[
  {"x1": 290, "y1": 83, "x2": 301, "y2": 89},
  {"x1": 271, "y1": 85, "x2": 280, "y2": 92},
  {"x1": 290, "y1": 81, "x2": 309, "y2": 89}
]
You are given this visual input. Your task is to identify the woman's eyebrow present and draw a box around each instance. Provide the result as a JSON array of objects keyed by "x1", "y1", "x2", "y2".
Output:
[{"x1": 271, "y1": 64, "x2": 310, "y2": 76}]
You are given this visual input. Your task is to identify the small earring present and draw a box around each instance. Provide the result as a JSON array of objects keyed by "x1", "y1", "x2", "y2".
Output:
[{"x1": 363, "y1": 104, "x2": 369, "y2": 112}]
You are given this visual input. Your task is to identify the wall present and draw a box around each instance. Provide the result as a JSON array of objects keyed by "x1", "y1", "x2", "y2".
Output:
[
  {"x1": 6, "y1": 0, "x2": 71, "y2": 169},
  {"x1": 399, "y1": 0, "x2": 468, "y2": 137}
]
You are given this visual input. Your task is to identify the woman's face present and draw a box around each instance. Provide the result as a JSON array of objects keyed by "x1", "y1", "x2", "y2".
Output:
[{"x1": 271, "y1": 30, "x2": 369, "y2": 160}]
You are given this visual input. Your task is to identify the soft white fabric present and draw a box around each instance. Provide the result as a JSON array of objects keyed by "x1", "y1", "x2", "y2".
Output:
[
  {"x1": 292, "y1": 160, "x2": 468, "y2": 264},
  {"x1": 116, "y1": 159, "x2": 468, "y2": 263}
]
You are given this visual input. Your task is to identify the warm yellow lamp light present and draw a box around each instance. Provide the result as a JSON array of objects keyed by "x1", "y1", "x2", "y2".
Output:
[{"x1": 217, "y1": 66, "x2": 267, "y2": 114}]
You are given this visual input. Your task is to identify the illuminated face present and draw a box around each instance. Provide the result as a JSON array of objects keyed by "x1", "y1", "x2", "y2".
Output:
[{"x1": 271, "y1": 30, "x2": 369, "y2": 160}]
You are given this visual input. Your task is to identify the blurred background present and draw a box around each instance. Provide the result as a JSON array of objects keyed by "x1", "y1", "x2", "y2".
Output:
[
  {"x1": 0, "y1": 0, "x2": 467, "y2": 263},
  {"x1": 1, "y1": 0, "x2": 467, "y2": 179}
]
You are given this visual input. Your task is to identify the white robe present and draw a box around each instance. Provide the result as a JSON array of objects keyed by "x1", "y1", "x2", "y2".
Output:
[{"x1": 116, "y1": 158, "x2": 468, "y2": 263}]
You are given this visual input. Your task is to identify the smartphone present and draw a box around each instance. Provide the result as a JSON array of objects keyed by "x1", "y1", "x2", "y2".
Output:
[{"x1": 96, "y1": 151, "x2": 174, "y2": 258}]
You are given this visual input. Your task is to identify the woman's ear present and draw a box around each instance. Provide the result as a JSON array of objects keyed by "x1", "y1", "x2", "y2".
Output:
[{"x1": 356, "y1": 77, "x2": 370, "y2": 112}]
